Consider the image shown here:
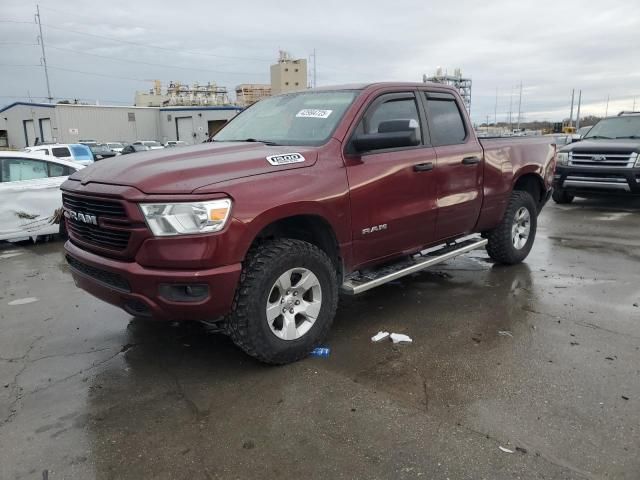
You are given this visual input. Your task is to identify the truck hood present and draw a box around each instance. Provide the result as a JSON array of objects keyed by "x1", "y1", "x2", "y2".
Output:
[
  {"x1": 560, "y1": 138, "x2": 640, "y2": 154},
  {"x1": 71, "y1": 142, "x2": 319, "y2": 194}
]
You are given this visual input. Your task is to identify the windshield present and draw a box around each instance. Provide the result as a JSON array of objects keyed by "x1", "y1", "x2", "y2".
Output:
[
  {"x1": 584, "y1": 116, "x2": 640, "y2": 139},
  {"x1": 214, "y1": 90, "x2": 360, "y2": 146},
  {"x1": 70, "y1": 145, "x2": 93, "y2": 160}
]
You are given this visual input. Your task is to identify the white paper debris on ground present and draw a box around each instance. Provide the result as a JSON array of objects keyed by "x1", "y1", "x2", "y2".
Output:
[
  {"x1": 390, "y1": 333, "x2": 413, "y2": 344},
  {"x1": 0, "y1": 251, "x2": 24, "y2": 260},
  {"x1": 8, "y1": 297, "x2": 39, "y2": 306},
  {"x1": 499, "y1": 446, "x2": 514, "y2": 453},
  {"x1": 371, "y1": 331, "x2": 390, "y2": 342},
  {"x1": 498, "y1": 330, "x2": 513, "y2": 337}
]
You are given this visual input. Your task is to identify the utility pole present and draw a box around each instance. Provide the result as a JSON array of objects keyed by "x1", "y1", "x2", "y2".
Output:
[
  {"x1": 313, "y1": 48, "x2": 317, "y2": 88},
  {"x1": 605, "y1": 95, "x2": 609, "y2": 117},
  {"x1": 568, "y1": 89, "x2": 575, "y2": 128},
  {"x1": 508, "y1": 86, "x2": 513, "y2": 131},
  {"x1": 494, "y1": 87, "x2": 498, "y2": 126},
  {"x1": 575, "y1": 90, "x2": 582, "y2": 130},
  {"x1": 35, "y1": 5, "x2": 53, "y2": 102},
  {"x1": 516, "y1": 81, "x2": 523, "y2": 130}
]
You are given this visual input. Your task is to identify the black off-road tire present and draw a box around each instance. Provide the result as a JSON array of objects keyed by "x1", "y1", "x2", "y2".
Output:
[
  {"x1": 485, "y1": 191, "x2": 538, "y2": 265},
  {"x1": 226, "y1": 238, "x2": 338, "y2": 365},
  {"x1": 552, "y1": 189, "x2": 574, "y2": 204}
]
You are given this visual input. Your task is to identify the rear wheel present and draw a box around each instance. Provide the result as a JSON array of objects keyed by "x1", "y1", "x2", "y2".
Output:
[
  {"x1": 552, "y1": 189, "x2": 574, "y2": 204},
  {"x1": 226, "y1": 239, "x2": 338, "y2": 364},
  {"x1": 486, "y1": 191, "x2": 537, "y2": 265}
]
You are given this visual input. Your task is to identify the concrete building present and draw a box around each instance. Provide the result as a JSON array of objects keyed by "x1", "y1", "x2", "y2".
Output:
[
  {"x1": 0, "y1": 102, "x2": 242, "y2": 149},
  {"x1": 270, "y1": 51, "x2": 308, "y2": 95},
  {"x1": 235, "y1": 84, "x2": 272, "y2": 107}
]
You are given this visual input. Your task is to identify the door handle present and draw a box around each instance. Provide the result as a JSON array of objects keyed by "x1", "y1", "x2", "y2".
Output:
[
  {"x1": 413, "y1": 162, "x2": 434, "y2": 172},
  {"x1": 462, "y1": 156, "x2": 481, "y2": 165}
]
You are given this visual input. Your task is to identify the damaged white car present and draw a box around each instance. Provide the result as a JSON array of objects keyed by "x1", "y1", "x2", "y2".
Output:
[{"x1": 0, "y1": 151, "x2": 84, "y2": 242}]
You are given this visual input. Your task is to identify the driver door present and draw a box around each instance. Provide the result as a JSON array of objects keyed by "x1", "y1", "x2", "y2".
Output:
[{"x1": 343, "y1": 91, "x2": 438, "y2": 268}]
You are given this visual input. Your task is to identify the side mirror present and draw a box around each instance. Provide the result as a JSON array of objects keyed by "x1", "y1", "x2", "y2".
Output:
[{"x1": 352, "y1": 120, "x2": 419, "y2": 153}]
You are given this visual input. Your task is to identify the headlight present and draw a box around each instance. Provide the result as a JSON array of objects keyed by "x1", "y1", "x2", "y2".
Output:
[
  {"x1": 140, "y1": 199, "x2": 232, "y2": 236},
  {"x1": 557, "y1": 152, "x2": 569, "y2": 166}
]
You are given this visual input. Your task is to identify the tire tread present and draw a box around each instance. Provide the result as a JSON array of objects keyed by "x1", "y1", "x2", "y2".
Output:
[
  {"x1": 226, "y1": 238, "x2": 338, "y2": 364},
  {"x1": 486, "y1": 190, "x2": 537, "y2": 264}
]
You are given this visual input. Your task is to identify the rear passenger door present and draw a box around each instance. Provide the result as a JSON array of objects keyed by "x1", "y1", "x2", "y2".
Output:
[
  {"x1": 422, "y1": 91, "x2": 483, "y2": 240},
  {"x1": 344, "y1": 91, "x2": 438, "y2": 267}
]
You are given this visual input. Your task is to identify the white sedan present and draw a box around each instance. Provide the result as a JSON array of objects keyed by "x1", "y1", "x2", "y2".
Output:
[{"x1": 0, "y1": 151, "x2": 84, "y2": 242}]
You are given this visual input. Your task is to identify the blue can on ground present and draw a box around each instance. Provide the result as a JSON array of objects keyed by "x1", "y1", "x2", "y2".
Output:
[{"x1": 310, "y1": 347, "x2": 330, "y2": 358}]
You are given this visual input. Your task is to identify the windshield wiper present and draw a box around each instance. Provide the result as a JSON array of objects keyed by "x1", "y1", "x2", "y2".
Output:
[
  {"x1": 614, "y1": 135, "x2": 640, "y2": 139},
  {"x1": 223, "y1": 138, "x2": 280, "y2": 146},
  {"x1": 585, "y1": 135, "x2": 612, "y2": 139}
]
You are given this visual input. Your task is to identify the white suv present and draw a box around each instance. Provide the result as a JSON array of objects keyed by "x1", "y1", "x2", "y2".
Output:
[{"x1": 24, "y1": 144, "x2": 94, "y2": 166}]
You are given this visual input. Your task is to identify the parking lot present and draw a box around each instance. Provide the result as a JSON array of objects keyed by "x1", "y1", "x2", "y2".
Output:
[{"x1": 1, "y1": 198, "x2": 639, "y2": 480}]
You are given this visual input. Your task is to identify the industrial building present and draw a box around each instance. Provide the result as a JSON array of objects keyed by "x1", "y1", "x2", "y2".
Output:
[
  {"x1": 0, "y1": 102, "x2": 242, "y2": 149},
  {"x1": 134, "y1": 80, "x2": 231, "y2": 108},
  {"x1": 235, "y1": 84, "x2": 272, "y2": 107},
  {"x1": 270, "y1": 51, "x2": 308, "y2": 95}
]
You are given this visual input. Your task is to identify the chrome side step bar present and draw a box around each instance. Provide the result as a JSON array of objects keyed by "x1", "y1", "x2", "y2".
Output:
[{"x1": 340, "y1": 237, "x2": 488, "y2": 295}]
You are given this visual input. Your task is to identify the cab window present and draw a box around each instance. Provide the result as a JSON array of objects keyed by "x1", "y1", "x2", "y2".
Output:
[
  {"x1": 424, "y1": 93, "x2": 467, "y2": 146},
  {"x1": 51, "y1": 147, "x2": 71, "y2": 157},
  {"x1": 0, "y1": 158, "x2": 49, "y2": 182},
  {"x1": 363, "y1": 95, "x2": 422, "y2": 141}
]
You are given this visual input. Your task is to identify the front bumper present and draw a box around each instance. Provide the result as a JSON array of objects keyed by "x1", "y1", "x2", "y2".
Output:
[
  {"x1": 64, "y1": 240, "x2": 241, "y2": 321},
  {"x1": 553, "y1": 166, "x2": 640, "y2": 195}
]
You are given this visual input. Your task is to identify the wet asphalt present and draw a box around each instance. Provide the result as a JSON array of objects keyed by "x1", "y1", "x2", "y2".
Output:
[{"x1": 1, "y1": 197, "x2": 639, "y2": 480}]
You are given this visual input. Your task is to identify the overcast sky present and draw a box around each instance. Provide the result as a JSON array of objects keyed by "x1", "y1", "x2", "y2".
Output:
[{"x1": 2, "y1": 0, "x2": 639, "y2": 123}]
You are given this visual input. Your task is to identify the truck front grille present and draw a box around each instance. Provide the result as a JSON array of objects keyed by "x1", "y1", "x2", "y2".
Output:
[
  {"x1": 569, "y1": 151, "x2": 637, "y2": 168},
  {"x1": 62, "y1": 193, "x2": 136, "y2": 254},
  {"x1": 62, "y1": 194, "x2": 126, "y2": 218},
  {"x1": 66, "y1": 221, "x2": 131, "y2": 250}
]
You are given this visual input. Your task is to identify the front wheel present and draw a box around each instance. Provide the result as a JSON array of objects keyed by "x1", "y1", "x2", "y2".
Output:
[
  {"x1": 485, "y1": 191, "x2": 538, "y2": 265},
  {"x1": 226, "y1": 239, "x2": 338, "y2": 364},
  {"x1": 552, "y1": 189, "x2": 574, "y2": 204}
]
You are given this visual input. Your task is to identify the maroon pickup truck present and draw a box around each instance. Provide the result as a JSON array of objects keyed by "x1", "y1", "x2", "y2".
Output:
[{"x1": 62, "y1": 82, "x2": 555, "y2": 364}]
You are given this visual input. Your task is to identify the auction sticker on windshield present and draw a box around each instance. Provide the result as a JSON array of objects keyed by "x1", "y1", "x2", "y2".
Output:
[
  {"x1": 266, "y1": 153, "x2": 306, "y2": 166},
  {"x1": 296, "y1": 109, "x2": 333, "y2": 119}
]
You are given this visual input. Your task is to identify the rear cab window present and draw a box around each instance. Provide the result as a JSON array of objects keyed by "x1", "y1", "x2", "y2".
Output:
[{"x1": 423, "y1": 92, "x2": 467, "y2": 146}]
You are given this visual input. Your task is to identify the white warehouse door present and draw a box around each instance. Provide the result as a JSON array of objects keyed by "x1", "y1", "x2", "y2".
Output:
[
  {"x1": 176, "y1": 117, "x2": 194, "y2": 144},
  {"x1": 40, "y1": 118, "x2": 53, "y2": 143},
  {"x1": 23, "y1": 120, "x2": 37, "y2": 146}
]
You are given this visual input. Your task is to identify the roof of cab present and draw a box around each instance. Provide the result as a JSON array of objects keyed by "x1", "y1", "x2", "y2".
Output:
[{"x1": 311, "y1": 81, "x2": 456, "y2": 92}]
